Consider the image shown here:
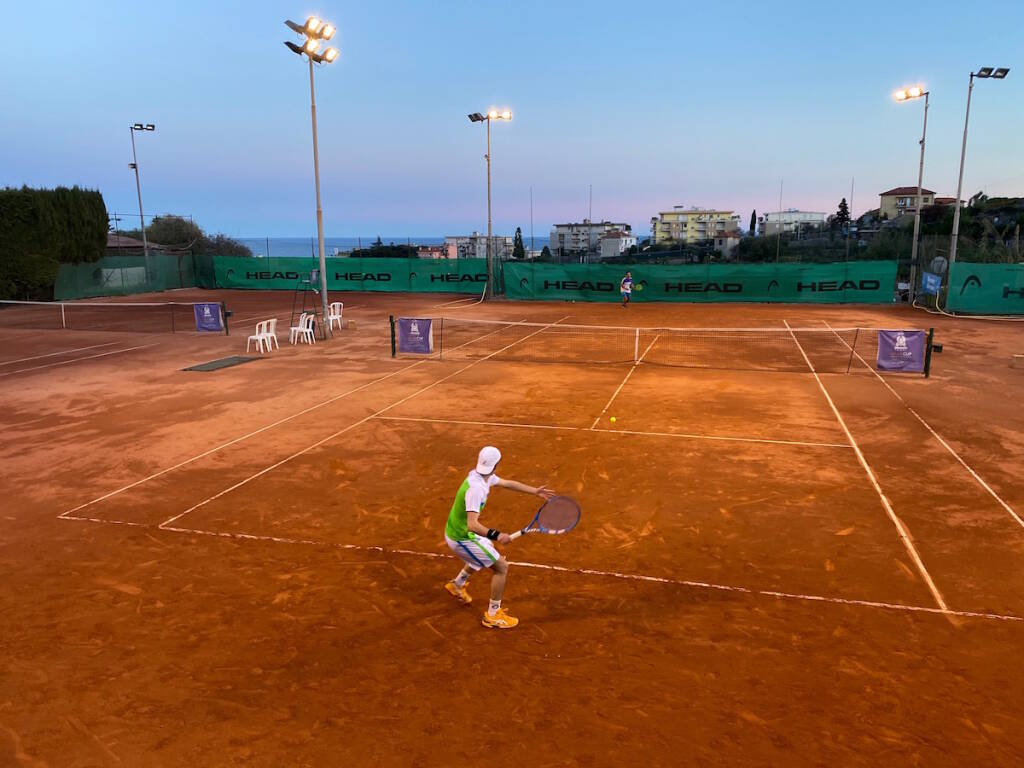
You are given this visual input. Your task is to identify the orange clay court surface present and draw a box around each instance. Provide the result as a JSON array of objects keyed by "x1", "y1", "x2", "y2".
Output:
[{"x1": 1, "y1": 290, "x2": 1023, "y2": 766}]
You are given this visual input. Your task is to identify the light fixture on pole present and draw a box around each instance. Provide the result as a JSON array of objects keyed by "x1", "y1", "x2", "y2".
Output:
[
  {"x1": 128, "y1": 122, "x2": 155, "y2": 263},
  {"x1": 949, "y1": 67, "x2": 1010, "y2": 271},
  {"x1": 468, "y1": 108, "x2": 513, "y2": 299},
  {"x1": 893, "y1": 85, "x2": 929, "y2": 301},
  {"x1": 284, "y1": 15, "x2": 340, "y2": 335}
]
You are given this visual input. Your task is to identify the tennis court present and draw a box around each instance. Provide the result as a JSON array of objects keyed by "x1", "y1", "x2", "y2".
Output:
[{"x1": 2, "y1": 290, "x2": 1023, "y2": 766}]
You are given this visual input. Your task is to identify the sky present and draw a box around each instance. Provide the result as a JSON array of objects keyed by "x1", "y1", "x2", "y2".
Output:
[{"x1": 1, "y1": 1, "x2": 1022, "y2": 240}]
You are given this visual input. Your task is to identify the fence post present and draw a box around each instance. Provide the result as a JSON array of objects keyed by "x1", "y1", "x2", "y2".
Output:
[
  {"x1": 924, "y1": 327, "x2": 934, "y2": 378},
  {"x1": 389, "y1": 315, "x2": 396, "y2": 357}
]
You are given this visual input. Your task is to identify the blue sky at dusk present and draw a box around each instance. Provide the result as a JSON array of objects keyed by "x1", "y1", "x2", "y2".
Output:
[{"x1": 1, "y1": 1, "x2": 1021, "y2": 239}]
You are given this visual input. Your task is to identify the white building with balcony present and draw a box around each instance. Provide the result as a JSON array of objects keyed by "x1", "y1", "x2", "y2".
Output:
[
  {"x1": 550, "y1": 220, "x2": 632, "y2": 258},
  {"x1": 757, "y1": 209, "x2": 828, "y2": 236}
]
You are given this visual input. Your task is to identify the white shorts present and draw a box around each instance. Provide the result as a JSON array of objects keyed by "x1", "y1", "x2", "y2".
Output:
[{"x1": 446, "y1": 533, "x2": 500, "y2": 571}]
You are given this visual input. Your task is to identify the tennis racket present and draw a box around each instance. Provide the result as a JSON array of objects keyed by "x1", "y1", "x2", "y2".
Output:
[{"x1": 509, "y1": 495, "x2": 581, "y2": 540}]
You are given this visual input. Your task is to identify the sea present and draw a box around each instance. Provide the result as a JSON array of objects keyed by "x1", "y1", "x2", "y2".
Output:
[{"x1": 237, "y1": 236, "x2": 446, "y2": 258}]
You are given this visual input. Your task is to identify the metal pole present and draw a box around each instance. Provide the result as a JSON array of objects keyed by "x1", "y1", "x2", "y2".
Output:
[
  {"x1": 129, "y1": 127, "x2": 149, "y2": 262},
  {"x1": 909, "y1": 92, "x2": 929, "y2": 301},
  {"x1": 845, "y1": 177, "x2": 853, "y2": 260},
  {"x1": 949, "y1": 74, "x2": 974, "y2": 269},
  {"x1": 486, "y1": 117, "x2": 493, "y2": 298},
  {"x1": 308, "y1": 56, "x2": 330, "y2": 335}
]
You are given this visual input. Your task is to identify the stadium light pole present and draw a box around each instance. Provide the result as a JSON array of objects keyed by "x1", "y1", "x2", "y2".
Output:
[
  {"x1": 949, "y1": 67, "x2": 1010, "y2": 269},
  {"x1": 284, "y1": 16, "x2": 340, "y2": 334},
  {"x1": 468, "y1": 109, "x2": 512, "y2": 299},
  {"x1": 893, "y1": 86, "x2": 928, "y2": 300},
  {"x1": 129, "y1": 123, "x2": 155, "y2": 261}
]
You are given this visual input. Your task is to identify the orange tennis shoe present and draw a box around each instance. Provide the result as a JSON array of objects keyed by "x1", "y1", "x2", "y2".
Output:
[
  {"x1": 444, "y1": 581, "x2": 472, "y2": 605},
  {"x1": 482, "y1": 608, "x2": 519, "y2": 629}
]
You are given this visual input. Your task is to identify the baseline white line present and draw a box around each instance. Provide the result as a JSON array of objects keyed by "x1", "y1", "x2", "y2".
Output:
[
  {"x1": 590, "y1": 334, "x2": 660, "y2": 429},
  {"x1": 823, "y1": 320, "x2": 1024, "y2": 530},
  {"x1": 784, "y1": 319, "x2": 948, "y2": 611},
  {"x1": 0, "y1": 342, "x2": 121, "y2": 367},
  {"x1": 59, "y1": 315, "x2": 528, "y2": 520},
  {"x1": 65, "y1": 516, "x2": 1020, "y2": 623},
  {"x1": 374, "y1": 415, "x2": 852, "y2": 449},
  {"x1": 157, "y1": 316, "x2": 570, "y2": 529},
  {"x1": 0, "y1": 344, "x2": 157, "y2": 378}
]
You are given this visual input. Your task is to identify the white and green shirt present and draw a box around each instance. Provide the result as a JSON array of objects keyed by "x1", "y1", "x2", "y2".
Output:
[{"x1": 445, "y1": 471, "x2": 501, "y2": 541}]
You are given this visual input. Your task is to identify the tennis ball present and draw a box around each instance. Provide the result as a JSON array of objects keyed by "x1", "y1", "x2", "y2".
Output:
[{"x1": 610, "y1": 416, "x2": 616, "y2": 423}]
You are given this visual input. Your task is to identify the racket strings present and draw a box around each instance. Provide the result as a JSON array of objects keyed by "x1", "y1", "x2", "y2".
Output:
[{"x1": 537, "y1": 498, "x2": 580, "y2": 531}]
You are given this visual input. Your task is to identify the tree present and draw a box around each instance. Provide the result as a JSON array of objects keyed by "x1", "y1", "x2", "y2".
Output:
[
  {"x1": 123, "y1": 214, "x2": 252, "y2": 256},
  {"x1": 538, "y1": 246, "x2": 552, "y2": 262},
  {"x1": 835, "y1": 198, "x2": 851, "y2": 230},
  {"x1": 749, "y1": 209, "x2": 757, "y2": 235},
  {"x1": 512, "y1": 226, "x2": 525, "y2": 260}
]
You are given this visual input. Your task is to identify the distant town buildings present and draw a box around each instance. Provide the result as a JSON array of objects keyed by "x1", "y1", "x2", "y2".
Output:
[
  {"x1": 758, "y1": 209, "x2": 828, "y2": 236},
  {"x1": 416, "y1": 245, "x2": 447, "y2": 259},
  {"x1": 713, "y1": 231, "x2": 741, "y2": 258},
  {"x1": 443, "y1": 232, "x2": 514, "y2": 260},
  {"x1": 550, "y1": 220, "x2": 632, "y2": 258},
  {"x1": 651, "y1": 207, "x2": 740, "y2": 244},
  {"x1": 599, "y1": 230, "x2": 637, "y2": 260},
  {"x1": 878, "y1": 187, "x2": 936, "y2": 219}
]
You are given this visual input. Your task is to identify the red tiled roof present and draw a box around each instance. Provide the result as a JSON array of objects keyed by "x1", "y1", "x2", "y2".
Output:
[
  {"x1": 934, "y1": 197, "x2": 957, "y2": 205},
  {"x1": 879, "y1": 187, "x2": 936, "y2": 196}
]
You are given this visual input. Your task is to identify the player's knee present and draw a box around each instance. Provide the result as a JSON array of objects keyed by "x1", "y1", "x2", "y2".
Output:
[{"x1": 493, "y1": 558, "x2": 509, "y2": 574}]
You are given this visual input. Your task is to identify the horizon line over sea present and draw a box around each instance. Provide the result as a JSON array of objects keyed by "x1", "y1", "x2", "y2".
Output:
[{"x1": 237, "y1": 236, "x2": 448, "y2": 258}]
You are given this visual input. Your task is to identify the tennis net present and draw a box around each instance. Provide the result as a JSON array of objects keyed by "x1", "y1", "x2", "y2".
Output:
[
  {"x1": 0, "y1": 300, "x2": 227, "y2": 334},
  {"x1": 397, "y1": 317, "x2": 891, "y2": 373}
]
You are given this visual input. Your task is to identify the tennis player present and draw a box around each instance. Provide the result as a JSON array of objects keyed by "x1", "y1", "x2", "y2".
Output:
[
  {"x1": 620, "y1": 271, "x2": 633, "y2": 307},
  {"x1": 444, "y1": 446, "x2": 553, "y2": 629}
]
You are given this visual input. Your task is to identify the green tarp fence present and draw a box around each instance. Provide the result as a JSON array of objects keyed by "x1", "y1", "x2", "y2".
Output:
[
  {"x1": 55, "y1": 253, "x2": 207, "y2": 300},
  {"x1": 945, "y1": 263, "x2": 1024, "y2": 315},
  {"x1": 504, "y1": 261, "x2": 898, "y2": 303},
  {"x1": 212, "y1": 256, "x2": 488, "y2": 293}
]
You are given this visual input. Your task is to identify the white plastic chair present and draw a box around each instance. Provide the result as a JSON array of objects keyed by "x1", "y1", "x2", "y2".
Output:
[
  {"x1": 328, "y1": 302, "x2": 344, "y2": 331},
  {"x1": 247, "y1": 320, "x2": 269, "y2": 354},
  {"x1": 259, "y1": 318, "x2": 279, "y2": 351},
  {"x1": 290, "y1": 313, "x2": 316, "y2": 345}
]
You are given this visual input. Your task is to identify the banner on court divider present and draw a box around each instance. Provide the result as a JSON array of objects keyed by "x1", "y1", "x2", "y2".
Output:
[
  {"x1": 921, "y1": 272, "x2": 942, "y2": 296},
  {"x1": 397, "y1": 318, "x2": 434, "y2": 354},
  {"x1": 876, "y1": 330, "x2": 926, "y2": 372},
  {"x1": 503, "y1": 261, "x2": 897, "y2": 303},
  {"x1": 945, "y1": 263, "x2": 1024, "y2": 315},
  {"x1": 211, "y1": 257, "x2": 488, "y2": 294},
  {"x1": 193, "y1": 302, "x2": 224, "y2": 332}
]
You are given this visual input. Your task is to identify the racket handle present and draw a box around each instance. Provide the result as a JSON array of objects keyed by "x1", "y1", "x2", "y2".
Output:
[{"x1": 509, "y1": 529, "x2": 526, "y2": 540}]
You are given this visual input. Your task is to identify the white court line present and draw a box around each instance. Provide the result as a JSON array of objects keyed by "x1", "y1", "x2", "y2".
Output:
[
  {"x1": 784, "y1": 320, "x2": 948, "y2": 611},
  {"x1": 0, "y1": 341, "x2": 121, "y2": 367},
  {"x1": 823, "y1": 320, "x2": 1024, "y2": 530},
  {"x1": 0, "y1": 344, "x2": 157, "y2": 378},
  {"x1": 62, "y1": 515, "x2": 1021, "y2": 623},
  {"x1": 59, "y1": 314, "x2": 528, "y2": 521},
  {"x1": 156, "y1": 316, "x2": 571, "y2": 529},
  {"x1": 374, "y1": 415, "x2": 852, "y2": 449},
  {"x1": 589, "y1": 334, "x2": 660, "y2": 429}
]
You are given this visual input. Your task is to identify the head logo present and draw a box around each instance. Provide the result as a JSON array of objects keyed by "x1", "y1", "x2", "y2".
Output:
[
  {"x1": 960, "y1": 274, "x2": 982, "y2": 295},
  {"x1": 520, "y1": 277, "x2": 530, "y2": 289},
  {"x1": 767, "y1": 280, "x2": 779, "y2": 293}
]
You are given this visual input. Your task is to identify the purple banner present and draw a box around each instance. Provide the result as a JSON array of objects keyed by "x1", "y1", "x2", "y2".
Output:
[
  {"x1": 397, "y1": 317, "x2": 434, "y2": 354},
  {"x1": 876, "y1": 330, "x2": 925, "y2": 372},
  {"x1": 193, "y1": 302, "x2": 224, "y2": 332}
]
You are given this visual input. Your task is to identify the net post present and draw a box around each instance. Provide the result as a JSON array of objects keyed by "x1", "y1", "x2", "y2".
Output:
[
  {"x1": 634, "y1": 327, "x2": 639, "y2": 363},
  {"x1": 220, "y1": 301, "x2": 230, "y2": 336},
  {"x1": 170, "y1": 304, "x2": 175, "y2": 334},
  {"x1": 924, "y1": 327, "x2": 934, "y2": 378},
  {"x1": 439, "y1": 318, "x2": 444, "y2": 360},
  {"x1": 60, "y1": 303, "x2": 66, "y2": 329},
  {"x1": 847, "y1": 328, "x2": 859, "y2": 374},
  {"x1": 389, "y1": 315, "x2": 396, "y2": 357}
]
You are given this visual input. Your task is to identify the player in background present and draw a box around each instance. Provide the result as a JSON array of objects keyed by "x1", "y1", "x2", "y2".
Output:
[
  {"x1": 620, "y1": 271, "x2": 633, "y2": 308},
  {"x1": 444, "y1": 446, "x2": 553, "y2": 629}
]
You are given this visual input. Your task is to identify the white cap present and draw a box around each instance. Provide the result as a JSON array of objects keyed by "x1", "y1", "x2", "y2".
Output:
[{"x1": 475, "y1": 446, "x2": 501, "y2": 474}]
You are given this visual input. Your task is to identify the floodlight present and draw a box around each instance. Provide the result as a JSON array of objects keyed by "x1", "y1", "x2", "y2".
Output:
[
  {"x1": 132, "y1": 123, "x2": 144, "y2": 130},
  {"x1": 893, "y1": 89, "x2": 908, "y2": 101},
  {"x1": 323, "y1": 47, "x2": 339, "y2": 63},
  {"x1": 468, "y1": 113, "x2": 485, "y2": 122},
  {"x1": 305, "y1": 16, "x2": 323, "y2": 34},
  {"x1": 501, "y1": 109, "x2": 512, "y2": 120},
  {"x1": 487, "y1": 109, "x2": 498, "y2": 119},
  {"x1": 321, "y1": 24, "x2": 336, "y2": 40},
  {"x1": 145, "y1": 124, "x2": 155, "y2": 131},
  {"x1": 976, "y1": 67, "x2": 994, "y2": 78},
  {"x1": 907, "y1": 86, "x2": 923, "y2": 98},
  {"x1": 285, "y1": 40, "x2": 304, "y2": 55},
  {"x1": 284, "y1": 19, "x2": 305, "y2": 35},
  {"x1": 992, "y1": 67, "x2": 1010, "y2": 79},
  {"x1": 304, "y1": 38, "x2": 321, "y2": 53}
]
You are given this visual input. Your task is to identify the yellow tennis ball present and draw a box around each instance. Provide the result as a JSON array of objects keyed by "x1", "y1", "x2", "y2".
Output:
[{"x1": 610, "y1": 416, "x2": 616, "y2": 423}]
